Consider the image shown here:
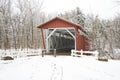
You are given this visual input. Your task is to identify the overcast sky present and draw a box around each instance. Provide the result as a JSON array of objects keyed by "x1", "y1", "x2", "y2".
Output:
[{"x1": 42, "y1": 0, "x2": 120, "y2": 19}]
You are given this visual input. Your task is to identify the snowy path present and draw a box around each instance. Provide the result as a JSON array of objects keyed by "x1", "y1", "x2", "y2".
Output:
[{"x1": 0, "y1": 56, "x2": 120, "y2": 80}]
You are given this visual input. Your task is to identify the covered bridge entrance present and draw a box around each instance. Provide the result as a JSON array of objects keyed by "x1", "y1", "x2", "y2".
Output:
[{"x1": 37, "y1": 17, "x2": 89, "y2": 54}]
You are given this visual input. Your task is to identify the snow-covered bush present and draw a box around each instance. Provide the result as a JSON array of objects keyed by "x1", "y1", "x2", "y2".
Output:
[
  {"x1": 1, "y1": 56, "x2": 14, "y2": 60},
  {"x1": 97, "y1": 49, "x2": 108, "y2": 61},
  {"x1": 112, "y1": 49, "x2": 120, "y2": 60}
]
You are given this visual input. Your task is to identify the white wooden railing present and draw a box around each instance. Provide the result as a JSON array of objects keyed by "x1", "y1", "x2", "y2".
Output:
[
  {"x1": 71, "y1": 49, "x2": 99, "y2": 58},
  {"x1": 0, "y1": 49, "x2": 42, "y2": 59}
]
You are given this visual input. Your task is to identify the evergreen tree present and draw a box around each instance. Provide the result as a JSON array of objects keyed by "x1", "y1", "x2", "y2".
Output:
[{"x1": 76, "y1": 7, "x2": 85, "y2": 27}]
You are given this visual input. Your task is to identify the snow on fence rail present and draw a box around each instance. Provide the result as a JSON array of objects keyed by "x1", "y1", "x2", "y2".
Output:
[
  {"x1": 71, "y1": 49, "x2": 99, "y2": 58},
  {"x1": 0, "y1": 49, "x2": 42, "y2": 59}
]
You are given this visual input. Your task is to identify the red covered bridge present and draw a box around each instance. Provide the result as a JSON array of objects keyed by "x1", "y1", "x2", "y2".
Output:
[{"x1": 37, "y1": 17, "x2": 89, "y2": 53}]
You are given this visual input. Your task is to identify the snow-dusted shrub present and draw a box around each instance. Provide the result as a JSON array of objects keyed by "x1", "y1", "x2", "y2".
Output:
[
  {"x1": 112, "y1": 49, "x2": 120, "y2": 60},
  {"x1": 98, "y1": 56, "x2": 108, "y2": 61},
  {"x1": 2, "y1": 56, "x2": 14, "y2": 60},
  {"x1": 98, "y1": 49, "x2": 108, "y2": 61}
]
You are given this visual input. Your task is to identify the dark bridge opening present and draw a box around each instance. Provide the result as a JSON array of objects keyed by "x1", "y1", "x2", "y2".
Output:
[{"x1": 49, "y1": 29, "x2": 75, "y2": 54}]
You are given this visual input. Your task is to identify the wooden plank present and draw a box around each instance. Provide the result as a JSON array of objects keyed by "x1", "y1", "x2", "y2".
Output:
[
  {"x1": 71, "y1": 49, "x2": 99, "y2": 57},
  {"x1": 65, "y1": 28, "x2": 75, "y2": 39},
  {"x1": 48, "y1": 28, "x2": 74, "y2": 29},
  {"x1": 54, "y1": 49, "x2": 56, "y2": 57},
  {"x1": 46, "y1": 29, "x2": 57, "y2": 40},
  {"x1": 46, "y1": 29, "x2": 49, "y2": 53},
  {"x1": 41, "y1": 29, "x2": 45, "y2": 49}
]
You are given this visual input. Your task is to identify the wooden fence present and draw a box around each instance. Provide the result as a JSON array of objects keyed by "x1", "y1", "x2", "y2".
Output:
[
  {"x1": 71, "y1": 49, "x2": 99, "y2": 58},
  {"x1": 0, "y1": 49, "x2": 42, "y2": 59}
]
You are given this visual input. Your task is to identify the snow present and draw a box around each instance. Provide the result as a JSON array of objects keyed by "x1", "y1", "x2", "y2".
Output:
[
  {"x1": 0, "y1": 56, "x2": 120, "y2": 80},
  {"x1": 114, "y1": 49, "x2": 120, "y2": 54},
  {"x1": 0, "y1": 49, "x2": 42, "y2": 59}
]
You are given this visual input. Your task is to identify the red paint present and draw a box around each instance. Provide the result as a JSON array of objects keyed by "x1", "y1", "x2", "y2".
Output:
[
  {"x1": 75, "y1": 27, "x2": 85, "y2": 50},
  {"x1": 41, "y1": 29, "x2": 45, "y2": 49},
  {"x1": 37, "y1": 17, "x2": 89, "y2": 51}
]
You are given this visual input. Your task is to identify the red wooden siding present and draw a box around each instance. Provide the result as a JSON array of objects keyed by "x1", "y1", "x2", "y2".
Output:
[
  {"x1": 37, "y1": 17, "x2": 89, "y2": 51},
  {"x1": 38, "y1": 17, "x2": 79, "y2": 29},
  {"x1": 75, "y1": 27, "x2": 86, "y2": 51}
]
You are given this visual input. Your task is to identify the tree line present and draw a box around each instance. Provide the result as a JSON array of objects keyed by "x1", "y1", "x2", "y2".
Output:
[{"x1": 0, "y1": 0, "x2": 48, "y2": 50}]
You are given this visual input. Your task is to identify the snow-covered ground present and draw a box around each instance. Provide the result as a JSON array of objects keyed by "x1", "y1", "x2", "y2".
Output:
[{"x1": 0, "y1": 56, "x2": 120, "y2": 80}]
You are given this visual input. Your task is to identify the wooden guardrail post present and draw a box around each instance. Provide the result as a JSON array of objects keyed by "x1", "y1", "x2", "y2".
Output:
[
  {"x1": 94, "y1": 51, "x2": 99, "y2": 59},
  {"x1": 42, "y1": 50, "x2": 45, "y2": 57},
  {"x1": 54, "y1": 49, "x2": 56, "y2": 57},
  {"x1": 80, "y1": 49, "x2": 83, "y2": 56},
  {"x1": 71, "y1": 50, "x2": 74, "y2": 56}
]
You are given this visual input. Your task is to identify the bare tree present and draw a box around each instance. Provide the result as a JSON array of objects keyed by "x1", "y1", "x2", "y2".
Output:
[
  {"x1": 0, "y1": 0, "x2": 12, "y2": 49},
  {"x1": 13, "y1": 0, "x2": 45, "y2": 49},
  {"x1": 0, "y1": 0, "x2": 46, "y2": 50}
]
